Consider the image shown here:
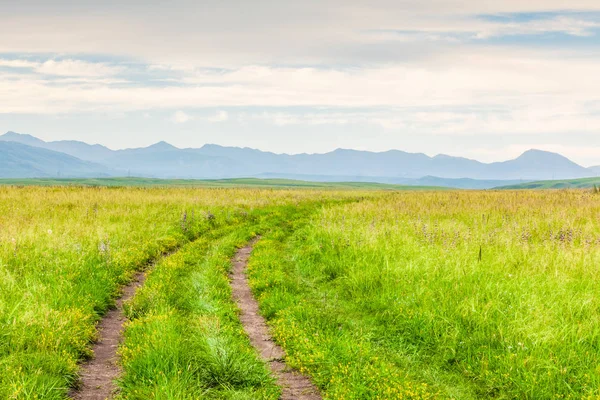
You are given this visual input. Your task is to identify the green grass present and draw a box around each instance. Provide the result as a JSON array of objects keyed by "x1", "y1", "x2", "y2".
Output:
[
  {"x1": 118, "y1": 223, "x2": 275, "y2": 399},
  {"x1": 4, "y1": 186, "x2": 600, "y2": 399},
  {"x1": 0, "y1": 186, "x2": 359, "y2": 398},
  {"x1": 495, "y1": 176, "x2": 600, "y2": 190},
  {"x1": 117, "y1": 203, "x2": 327, "y2": 399},
  {"x1": 0, "y1": 177, "x2": 445, "y2": 191},
  {"x1": 248, "y1": 191, "x2": 600, "y2": 399}
]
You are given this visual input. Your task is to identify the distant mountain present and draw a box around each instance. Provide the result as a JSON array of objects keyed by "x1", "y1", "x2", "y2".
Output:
[
  {"x1": 192, "y1": 145, "x2": 593, "y2": 181},
  {"x1": 0, "y1": 131, "x2": 114, "y2": 162},
  {"x1": 482, "y1": 149, "x2": 590, "y2": 180},
  {"x1": 589, "y1": 166, "x2": 600, "y2": 176},
  {"x1": 104, "y1": 149, "x2": 245, "y2": 179},
  {"x1": 0, "y1": 131, "x2": 597, "y2": 184},
  {"x1": 0, "y1": 141, "x2": 111, "y2": 178}
]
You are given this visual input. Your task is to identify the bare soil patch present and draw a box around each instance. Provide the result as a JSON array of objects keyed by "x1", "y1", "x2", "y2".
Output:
[
  {"x1": 231, "y1": 238, "x2": 322, "y2": 400},
  {"x1": 70, "y1": 271, "x2": 146, "y2": 400}
]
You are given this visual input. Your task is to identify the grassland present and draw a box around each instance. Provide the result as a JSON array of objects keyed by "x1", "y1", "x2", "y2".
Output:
[
  {"x1": 496, "y1": 176, "x2": 600, "y2": 190},
  {"x1": 117, "y1": 204, "x2": 319, "y2": 399},
  {"x1": 2, "y1": 186, "x2": 600, "y2": 399},
  {"x1": 0, "y1": 186, "x2": 360, "y2": 398},
  {"x1": 0, "y1": 177, "x2": 443, "y2": 191},
  {"x1": 249, "y1": 190, "x2": 600, "y2": 399}
]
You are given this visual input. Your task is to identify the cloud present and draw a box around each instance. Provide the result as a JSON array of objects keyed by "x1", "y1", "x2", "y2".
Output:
[
  {"x1": 171, "y1": 110, "x2": 192, "y2": 123},
  {"x1": 368, "y1": 15, "x2": 600, "y2": 44},
  {"x1": 206, "y1": 110, "x2": 228, "y2": 122},
  {"x1": 1, "y1": 48, "x2": 599, "y2": 115},
  {"x1": 1, "y1": 2, "x2": 600, "y2": 66},
  {"x1": 0, "y1": 59, "x2": 39, "y2": 68},
  {"x1": 36, "y1": 59, "x2": 123, "y2": 77},
  {"x1": 0, "y1": 58, "x2": 123, "y2": 77}
]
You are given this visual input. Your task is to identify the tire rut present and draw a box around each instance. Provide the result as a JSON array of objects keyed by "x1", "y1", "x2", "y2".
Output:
[
  {"x1": 230, "y1": 238, "x2": 322, "y2": 400},
  {"x1": 70, "y1": 242, "x2": 185, "y2": 400}
]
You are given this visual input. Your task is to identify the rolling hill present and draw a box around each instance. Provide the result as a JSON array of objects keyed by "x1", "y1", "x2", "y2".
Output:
[{"x1": 495, "y1": 177, "x2": 600, "y2": 190}]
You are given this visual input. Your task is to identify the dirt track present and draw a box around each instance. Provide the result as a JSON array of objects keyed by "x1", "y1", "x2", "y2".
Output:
[
  {"x1": 70, "y1": 271, "x2": 146, "y2": 400},
  {"x1": 230, "y1": 238, "x2": 322, "y2": 400}
]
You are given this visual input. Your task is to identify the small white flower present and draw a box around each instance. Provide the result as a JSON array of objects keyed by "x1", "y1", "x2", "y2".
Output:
[{"x1": 47, "y1": 229, "x2": 53, "y2": 235}]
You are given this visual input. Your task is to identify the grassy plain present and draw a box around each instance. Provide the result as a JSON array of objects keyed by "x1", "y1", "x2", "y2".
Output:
[
  {"x1": 0, "y1": 177, "x2": 441, "y2": 191},
  {"x1": 117, "y1": 204, "x2": 318, "y2": 399},
  {"x1": 496, "y1": 177, "x2": 600, "y2": 190},
  {"x1": 2, "y1": 186, "x2": 600, "y2": 399},
  {"x1": 249, "y1": 190, "x2": 600, "y2": 399},
  {"x1": 0, "y1": 186, "x2": 357, "y2": 399}
]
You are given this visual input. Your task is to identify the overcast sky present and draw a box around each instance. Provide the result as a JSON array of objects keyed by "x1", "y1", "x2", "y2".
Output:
[{"x1": 1, "y1": 1, "x2": 599, "y2": 165}]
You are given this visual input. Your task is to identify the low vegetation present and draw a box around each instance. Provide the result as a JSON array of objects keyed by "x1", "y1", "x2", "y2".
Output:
[
  {"x1": 0, "y1": 186, "x2": 356, "y2": 398},
  {"x1": 496, "y1": 176, "x2": 600, "y2": 190},
  {"x1": 249, "y1": 191, "x2": 600, "y2": 398},
  {"x1": 2, "y1": 186, "x2": 599, "y2": 399},
  {"x1": 118, "y1": 204, "x2": 319, "y2": 399},
  {"x1": 0, "y1": 177, "x2": 441, "y2": 191}
]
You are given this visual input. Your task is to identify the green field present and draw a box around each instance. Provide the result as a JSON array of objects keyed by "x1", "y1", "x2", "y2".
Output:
[
  {"x1": 1, "y1": 186, "x2": 600, "y2": 399},
  {"x1": 496, "y1": 176, "x2": 600, "y2": 190},
  {"x1": 0, "y1": 177, "x2": 444, "y2": 191}
]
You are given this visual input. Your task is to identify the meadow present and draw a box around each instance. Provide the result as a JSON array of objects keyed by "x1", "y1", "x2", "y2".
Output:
[
  {"x1": 250, "y1": 190, "x2": 600, "y2": 399},
  {"x1": 1, "y1": 185, "x2": 599, "y2": 399},
  {"x1": 0, "y1": 177, "x2": 439, "y2": 191},
  {"x1": 0, "y1": 186, "x2": 358, "y2": 398}
]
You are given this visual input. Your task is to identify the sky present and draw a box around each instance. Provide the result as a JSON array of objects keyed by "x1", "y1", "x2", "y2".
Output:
[{"x1": 1, "y1": 1, "x2": 599, "y2": 166}]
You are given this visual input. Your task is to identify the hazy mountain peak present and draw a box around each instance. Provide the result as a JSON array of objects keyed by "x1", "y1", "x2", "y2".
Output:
[
  {"x1": 1, "y1": 131, "x2": 46, "y2": 146},
  {"x1": 516, "y1": 149, "x2": 571, "y2": 162},
  {"x1": 137, "y1": 141, "x2": 181, "y2": 152},
  {"x1": 147, "y1": 141, "x2": 178, "y2": 151},
  {"x1": 519, "y1": 148, "x2": 559, "y2": 157}
]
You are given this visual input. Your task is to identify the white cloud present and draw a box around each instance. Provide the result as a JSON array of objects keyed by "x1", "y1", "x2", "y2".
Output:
[
  {"x1": 0, "y1": 58, "x2": 123, "y2": 77},
  {"x1": 36, "y1": 59, "x2": 123, "y2": 77},
  {"x1": 1, "y1": 2, "x2": 600, "y2": 66},
  {"x1": 171, "y1": 110, "x2": 192, "y2": 123},
  {"x1": 0, "y1": 59, "x2": 39, "y2": 68},
  {"x1": 366, "y1": 16, "x2": 600, "y2": 43},
  {"x1": 1, "y1": 49, "x2": 599, "y2": 118},
  {"x1": 206, "y1": 110, "x2": 228, "y2": 122}
]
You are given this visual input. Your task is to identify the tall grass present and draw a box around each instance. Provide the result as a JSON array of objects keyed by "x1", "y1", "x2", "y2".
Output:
[
  {"x1": 249, "y1": 190, "x2": 600, "y2": 399},
  {"x1": 117, "y1": 204, "x2": 318, "y2": 399},
  {"x1": 0, "y1": 186, "x2": 359, "y2": 398}
]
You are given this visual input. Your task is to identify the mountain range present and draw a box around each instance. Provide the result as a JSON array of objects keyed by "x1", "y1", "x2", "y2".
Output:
[{"x1": 0, "y1": 131, "x2": 598, "y2": 188}]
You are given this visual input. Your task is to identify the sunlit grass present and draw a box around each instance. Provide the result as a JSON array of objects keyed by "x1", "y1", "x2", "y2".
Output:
[
  {"x1": 4, "y1": 187, "x2": 597, "y2": 399},
  {"x1": 0, "y1": 186, "x2": 360, "y2": 398},
  {"x1": 249, "y1": 190, "x2": 600, "y2": 399}
]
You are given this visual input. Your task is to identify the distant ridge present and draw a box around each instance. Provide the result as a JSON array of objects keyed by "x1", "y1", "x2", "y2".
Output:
[
  {"x1": 0, "y1": 141, "x2": 111, "y2": 178},
  {"x1": 0, "y1": 131, "x2": 597, "y2": 186},
  {"x1": 1, "y1": 131, "x2": 114, "y2": 162}
]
